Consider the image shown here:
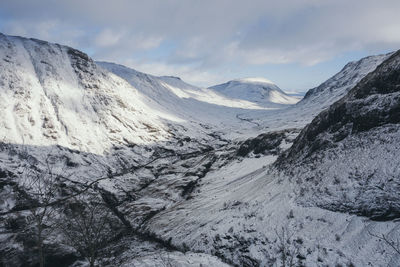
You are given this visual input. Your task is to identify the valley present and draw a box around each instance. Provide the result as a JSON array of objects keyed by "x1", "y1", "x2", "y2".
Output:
[{"x1": 0, "y1": 33, "x2": 399, "y2": 267}]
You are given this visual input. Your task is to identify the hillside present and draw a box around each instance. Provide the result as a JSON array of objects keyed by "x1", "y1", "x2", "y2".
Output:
[{"x1": 0, "y1": 33, "x2": 175, "y2": 154}]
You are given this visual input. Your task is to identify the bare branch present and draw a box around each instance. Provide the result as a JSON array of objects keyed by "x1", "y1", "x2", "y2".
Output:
[{"x1": 368, "y1": 230, "x2": 400, "y2": 256}]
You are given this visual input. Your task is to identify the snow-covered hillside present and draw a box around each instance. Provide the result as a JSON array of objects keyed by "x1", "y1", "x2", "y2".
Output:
[
  {"x1": 209, "y1": 77, "x2": 300, "y2": 106},
  {"x1": 277, "y1": 50, "x2": 400, "y2": 220},
  {"x1": 0, "y1": 33, "x2": 177, "y2": 154}
]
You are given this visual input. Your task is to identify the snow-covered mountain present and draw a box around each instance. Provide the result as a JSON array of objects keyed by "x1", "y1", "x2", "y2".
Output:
[
  {"x1": 97, "y1": 62, "x2": 302, "y2": 140},
  {"x1": 278, "y1": 50, "x2": 400, "y2": 220},
  {"x1": 0, "y1": 33, "x2": 298, "y2": 266},
  {"x1": 1, "y1": 32, "x2": 400, "y2": 267},
  {"x1": 0, "y1": 33, "x2": 178, "y2": 154},
  {"x1": 209, "y1": 77, "x2": 300, "y2": 106}
]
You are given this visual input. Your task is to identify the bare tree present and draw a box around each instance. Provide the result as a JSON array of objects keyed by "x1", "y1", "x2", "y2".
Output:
[
  {"x1": 158, "y1": 250, "x2": 173, "y2": 267},
  {"x1": 274, "y1": 226, "x2": 302, "y2": 267},
  {"x1": 369, "y1": 230, "x2": 400, "y2": 256},
  {"x1": 22, "y1": 156, "x2": 62, "y2": 267},
  {"x1": 59, "y1": 193, "x2": 118, "y2": 267}
]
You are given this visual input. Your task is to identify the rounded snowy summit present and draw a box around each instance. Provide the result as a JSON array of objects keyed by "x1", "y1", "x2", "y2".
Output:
[{"x1": 209, "y1": 77, "x2": 299, "y2": 106}]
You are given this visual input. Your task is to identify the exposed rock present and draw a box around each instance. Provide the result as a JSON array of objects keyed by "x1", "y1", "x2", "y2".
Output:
[{"x1": 237, "y1": 132, "x2": 285, "y2": 157}]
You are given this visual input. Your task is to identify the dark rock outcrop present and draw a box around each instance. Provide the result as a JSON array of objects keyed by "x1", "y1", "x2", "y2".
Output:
[{"x1": 237, "y1": 132, "x2": 285, "y2": 157}]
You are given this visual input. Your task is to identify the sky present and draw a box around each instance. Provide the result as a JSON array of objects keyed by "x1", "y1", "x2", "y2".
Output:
[{"x1": 1, "y1": 0, "x2": 400, "y2": 92}]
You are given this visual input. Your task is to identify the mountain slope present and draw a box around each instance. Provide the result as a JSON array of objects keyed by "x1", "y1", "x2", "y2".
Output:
[
  {"x1": 277, "y1": 49, "x2": 400, "y2": 220},
  {"x1": 0, "y1": 33, "x2": 176, "y2": 154},
  {"x1": 209, "y1": 77, "x2": 300, "y2": 106}
]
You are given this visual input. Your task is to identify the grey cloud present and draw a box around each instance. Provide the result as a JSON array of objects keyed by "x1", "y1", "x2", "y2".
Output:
[{"x1": 1, "y1": 0, "x2": 400, "y2": 86}]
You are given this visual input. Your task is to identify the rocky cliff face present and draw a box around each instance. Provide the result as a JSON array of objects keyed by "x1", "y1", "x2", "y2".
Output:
[{"x1": 277, "y1": 50, "x2": 400, "y2": 220}]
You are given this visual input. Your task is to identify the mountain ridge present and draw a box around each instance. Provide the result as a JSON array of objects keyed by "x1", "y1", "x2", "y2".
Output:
[
  {"x1": 299, "y1": 52, "x2": 393, "y2": 109},
  {"x1": 276, "y1": 49, "x2": 400, "y2": 220}
]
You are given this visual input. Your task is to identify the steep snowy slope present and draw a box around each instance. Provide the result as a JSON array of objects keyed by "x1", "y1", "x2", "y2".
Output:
[
  {"x1": 209, "y1": 77, "x2": 300, "y2": 106},
  {"x1": 277, "y1": 49, "x2": 400, "y2": 220},
  {"x1": 0, "y1": 33, "x2": 177, "y2": 154}
]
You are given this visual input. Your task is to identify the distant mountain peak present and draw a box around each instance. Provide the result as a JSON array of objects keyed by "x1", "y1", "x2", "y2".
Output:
[{"x1": 209, "y1": 78, "x2": 299, "y2": 106}]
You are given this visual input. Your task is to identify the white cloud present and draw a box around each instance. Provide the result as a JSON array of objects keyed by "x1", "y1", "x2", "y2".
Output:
[
  {"x1": 94, "y1": 29, "x2": 163, "y2": 50},
  {"x1": 134, "y1": 35, "x2": 163, "y2": 50},
  {"x1": 223, "y1": 41, "x2": 339, "y2": 66},
  {"x1": 121, "y1": 59, "x2": 222, "y2": 87},
  {"x1": 95, "y1": 28, "x2": 124, "y2": 47},
  {"x1": 2, "y1": 19, "x2": 85, "y2": 48}
]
